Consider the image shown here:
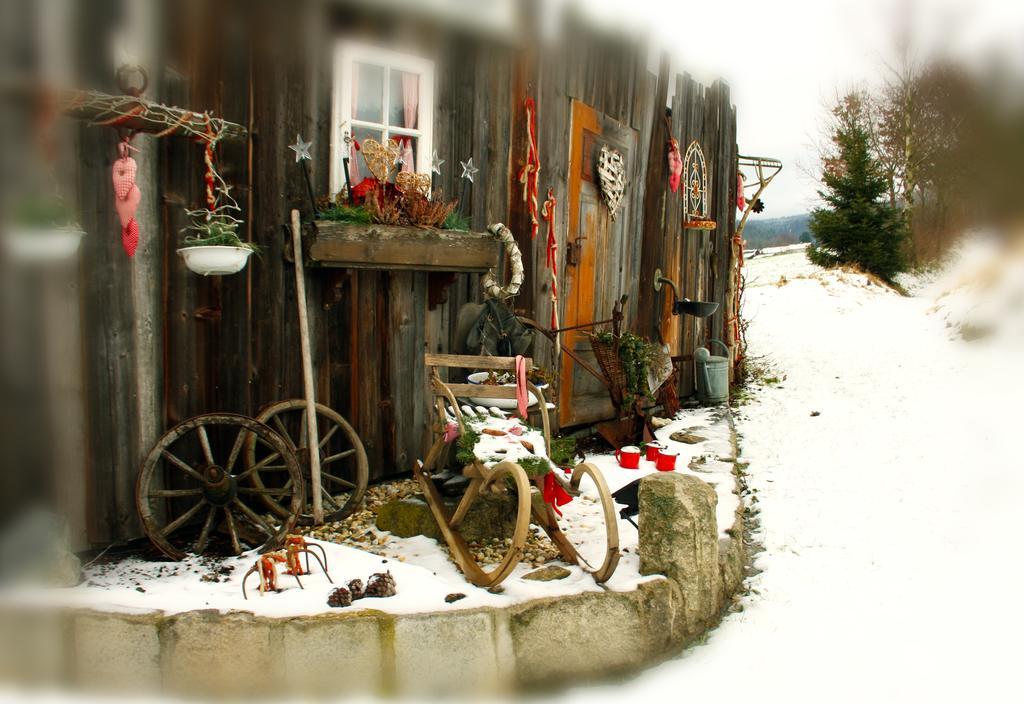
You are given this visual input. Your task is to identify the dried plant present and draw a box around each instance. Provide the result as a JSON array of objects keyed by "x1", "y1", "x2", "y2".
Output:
[
  {"x1": 363, "y1": 184, "x2": 404, "y2": 225},
  {"x1": 403, "y1": 189, "x2": 457, "y2": 228}
]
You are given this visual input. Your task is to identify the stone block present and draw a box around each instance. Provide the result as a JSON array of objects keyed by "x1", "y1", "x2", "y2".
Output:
[
  {"x1": 72, "y1": 610, "x2": 161, "y2": 692},
  {"x1": 510, "y1": 591, "x2": 643, "y2": 685},
  {"x1": 0, "y1": 604, "x2": 66, "y2": 686},
  {"x1": 376, "y1": 493, "x2": 518, "y2": 542},
  {"x1": 281, "y1": 612, "x2": 384, "y2": 697},
  {"x1": 639, "y1": 472, "x2": 723, "y2": 636},
  {"x1": 391, "y1": 609, "x2": 504, "y2": 695},
  {"x1": 163, "y1": 610, "x2": 279, "y2": 697}
]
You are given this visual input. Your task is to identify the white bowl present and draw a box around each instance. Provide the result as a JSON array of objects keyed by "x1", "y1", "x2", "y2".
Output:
[
  {"x1": 3, "y1": 227, "x2": 85, "y2": 262},
  {"x1": 177, "y1": 245, "x2": 252, "y2": 276},
  {"x1": 465, "y1": 371, "x2": 548, "y2": 410}
]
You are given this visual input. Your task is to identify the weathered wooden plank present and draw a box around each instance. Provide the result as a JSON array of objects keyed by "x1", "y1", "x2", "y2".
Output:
[
  {"x1": 425, "y1": 353, "x2": 531, "y2": 370},
  {"x1": 307, "y1": 223, "x2": 502, "y2": 272},
  {"x1": 634, "y1": 53, "x2": 672, "y2": 340},
  {"x1": 442, "y1": 384, "x2": 523, "y2": 400}
]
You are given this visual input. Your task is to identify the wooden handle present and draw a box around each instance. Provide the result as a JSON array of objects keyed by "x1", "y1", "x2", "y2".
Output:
[{"x1": 291, "y1": 209, "x2": 323, "y2": 524}]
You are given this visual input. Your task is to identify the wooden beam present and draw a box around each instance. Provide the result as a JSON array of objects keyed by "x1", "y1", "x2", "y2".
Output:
[{"x1": 57, "y1": 89, "x2": 248, "y2": 141}]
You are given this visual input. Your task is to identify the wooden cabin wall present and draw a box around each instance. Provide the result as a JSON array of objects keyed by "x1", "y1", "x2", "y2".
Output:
[
  {"x1": 68, "y1": 1, "x2": 736, "y2": 546},
  {"x1": 506, "y1": 24, "x2": 738, "y2": 407}
]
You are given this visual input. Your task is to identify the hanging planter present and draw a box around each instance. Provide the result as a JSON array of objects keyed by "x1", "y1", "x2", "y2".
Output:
[
  {"x1": 177, "y1": 208, "x2": 256, "y2": 276},
  {"x1": 3, "y1": 195, "x2": 86, "y2": 263},
  {"x1": 4, "y1": 226, "x2": 86, "y2": 263},
  {"x1": 177, "y1": 244, "x2": 252, "y2": 276}
]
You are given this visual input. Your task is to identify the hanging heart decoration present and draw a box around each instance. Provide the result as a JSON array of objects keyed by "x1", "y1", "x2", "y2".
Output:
[
  {"x1": 112, "y1": 141, "x2": 142, "y2": 257},
  {"x1": 360, "y1": 138, "x2": 401, "y2": 182},
  {"x1": 597, "y1": 144, "x2": 627, "y2": 221},
  {"x1": 395, "y1": 171, "x2": 432, "y2": 197}
]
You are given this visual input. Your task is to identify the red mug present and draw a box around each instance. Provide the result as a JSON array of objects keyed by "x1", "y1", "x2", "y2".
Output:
[
  {"x1": 644, "y1": 442, "x2": 664, "y2": 462},
  {"x1": 655, "y1": 449, "x2": 678, "y2": 471},
  {"x1": 615, "y1": 445, "x2": 641, "y2": 469}
]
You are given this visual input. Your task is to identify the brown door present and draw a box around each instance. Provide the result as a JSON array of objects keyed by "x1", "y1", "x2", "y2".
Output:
[{"x1": 559, "y1": 100, "x2": 637, "y2": 427}]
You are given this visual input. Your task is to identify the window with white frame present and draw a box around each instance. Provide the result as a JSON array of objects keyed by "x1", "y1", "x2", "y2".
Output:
[{"x1": 330, "y1": 42, "x2": 435, "y2": 196}]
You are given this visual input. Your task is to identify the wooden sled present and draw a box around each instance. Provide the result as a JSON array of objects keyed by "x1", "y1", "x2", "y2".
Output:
[{"x1": 412, "y1": 353, "x2": 620, "y2": 589}]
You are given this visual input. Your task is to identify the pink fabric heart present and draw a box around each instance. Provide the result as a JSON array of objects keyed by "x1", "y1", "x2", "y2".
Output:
[
  {"x1": 122, "y1": 219, "x2": 139, "y2": 257},
  {"x1": 112, "y1": 156, "x2": 138, "y2": 201},
  {"x1": 114, "y1": 184, "x2": 141, "y2": 228}
]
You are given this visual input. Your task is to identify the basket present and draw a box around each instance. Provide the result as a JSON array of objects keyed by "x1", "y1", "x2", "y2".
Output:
[{"x1": 588, "y1": 333, "x2": 627, "y2": 407}]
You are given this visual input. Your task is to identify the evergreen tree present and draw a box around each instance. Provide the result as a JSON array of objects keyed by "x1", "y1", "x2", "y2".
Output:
[{"x1": 808, "y1": 96, "x2": 907, "y2": 281}]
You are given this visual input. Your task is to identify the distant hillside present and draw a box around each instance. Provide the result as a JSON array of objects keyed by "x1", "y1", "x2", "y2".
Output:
[{"x1": 741, "y1": 213, "x2": 812, "y2": 249}]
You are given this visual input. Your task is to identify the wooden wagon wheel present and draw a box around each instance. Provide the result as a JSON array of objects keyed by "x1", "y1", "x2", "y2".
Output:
[
  {"x1": 247, "y1": 400, "x2": 368, "y2": 525},
  {"x1": 413, "y1": 451, "x2": 533, "y2": 589},
  {"x1": 136, "y1": 413, "x2": 304, "y2": 561},
  {"x1": 532, "y1": 462, "x2": 621, "y2": 583}
]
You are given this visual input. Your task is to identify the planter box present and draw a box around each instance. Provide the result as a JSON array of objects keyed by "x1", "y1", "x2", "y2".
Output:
[{"x1": 306, "y1": 222, "x2": 502, "y2": 273}]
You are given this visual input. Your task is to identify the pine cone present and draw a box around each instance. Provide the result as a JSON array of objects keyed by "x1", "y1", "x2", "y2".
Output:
[
  {"x1": 327, "y1": 586, "x2": 352, "y2": 608},
  {"x1": 348, "y1": 578, "x2": 365, "y2": 600},
  {"x1": 365, "y1": 571, "x2": 397, "y2": 598}
]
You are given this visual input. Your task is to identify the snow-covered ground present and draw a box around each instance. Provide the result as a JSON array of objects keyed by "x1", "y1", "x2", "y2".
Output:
[
  {"x1": 0, "y1": 411, "x2": 738, "y2": 619},
  {"x1": 569, "y1": 240, "x2": 1024, "y2": 702}
]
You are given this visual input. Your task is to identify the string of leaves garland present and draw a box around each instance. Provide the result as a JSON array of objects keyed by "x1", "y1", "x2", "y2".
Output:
[{"x1": 56, "y1": 85, "x2": 258, "y2": 268}]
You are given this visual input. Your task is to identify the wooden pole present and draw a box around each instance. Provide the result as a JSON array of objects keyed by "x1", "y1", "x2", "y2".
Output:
[{"x1": 290, "y1": 209, "x2": 323, "y2": 524}]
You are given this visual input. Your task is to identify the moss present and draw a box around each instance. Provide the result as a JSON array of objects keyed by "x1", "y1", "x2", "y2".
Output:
[
  {"x1": 318, "y1": 203, "x2": 373, "y2": 224},
  {"x1": 549, "y1": 437, "x2": 578, "y2": 469},
  {"x1": 518, "y1": 456, "x2": 553, "y2": 478},
  {"x1": 455, "y1": 429, "x2": 481, "y2": 466}
]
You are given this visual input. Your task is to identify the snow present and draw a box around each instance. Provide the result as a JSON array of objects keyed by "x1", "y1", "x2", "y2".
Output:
[
  {"x1": 560, "y1": 235, "x2": 1024, "y2": 702},
  {"x1": 1, "y1": 413, "x2": 739, "y2": 620}
]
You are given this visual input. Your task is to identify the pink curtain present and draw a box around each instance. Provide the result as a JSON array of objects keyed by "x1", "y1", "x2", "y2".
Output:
[
  {"x1": 348, "y1": 67, "x2": 362, "y2": 184},
  {"x1": 400, "y1": 73, "x2": 418, "y2": 173}
]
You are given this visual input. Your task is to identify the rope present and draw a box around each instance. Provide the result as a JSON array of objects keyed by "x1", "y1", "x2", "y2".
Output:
[
  {"x1": 93, "y1": 103, "x2": 147, "y2": 127},
  {"x1": 516, "y1": 97, "x2": 541, "y2": 239},
  {"x1": 202, "y1": 115, "x2": 217, "y2": 212},
  {"x1": 542, "y1": 188, "x2": 561, "y2": 364}
]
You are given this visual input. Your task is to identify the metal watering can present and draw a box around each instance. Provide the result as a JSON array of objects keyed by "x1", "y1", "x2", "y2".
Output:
[{"x1": 694, "y1": 339, "x2": 729, "y2": 405}]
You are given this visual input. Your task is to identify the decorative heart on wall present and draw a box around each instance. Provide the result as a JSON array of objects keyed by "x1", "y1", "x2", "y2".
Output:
[
  {"x1": 395, "y1": 171, "x2": 431, "y2": 197},
  {"x1": 597, "y1": 144, "x2": 627, "y2": 221},
  {"x1": 112, "y1": 155, "x2": 138, "y2": 200},
  {"x1": 112, "y1": 142, "x2": 142, "y2": 257},
  {"x1": 360, "y1": 138, "x2": 401, "y2": 182}
]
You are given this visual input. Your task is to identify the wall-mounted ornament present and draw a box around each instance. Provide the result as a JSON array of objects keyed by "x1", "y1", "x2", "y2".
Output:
[
  {"x1": 682, "y1": 140, "x2": 716, "y2": 230},
  {"x1": 597, "y1": 144, "x2": 626, "y2": 221}
]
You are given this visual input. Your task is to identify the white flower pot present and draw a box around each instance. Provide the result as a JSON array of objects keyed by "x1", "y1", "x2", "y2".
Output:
[
  {"x1": 465, "y1": 371, "x2": 548, "y2": 410},
  {"x1": 3, "y1": 227, "x2": 85, "y2": 263},
  {"x1": 177, "y1": 245, "x2": 252, "y2": 276}
]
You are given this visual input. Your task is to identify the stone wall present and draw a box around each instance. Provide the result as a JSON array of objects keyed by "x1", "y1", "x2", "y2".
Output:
[{"x1": 0, "y1": 472, "x2": 747, "y2": 698}]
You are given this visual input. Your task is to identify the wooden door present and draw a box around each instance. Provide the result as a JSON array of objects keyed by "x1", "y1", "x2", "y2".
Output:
[{"x1": 559, "y1": 100, "x2": 637, "y2": 427}]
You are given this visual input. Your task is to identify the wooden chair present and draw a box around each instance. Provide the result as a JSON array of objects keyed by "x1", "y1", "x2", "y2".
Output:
[{"x1": 412, "y1": 353, "x2": 620, "y2": 588}]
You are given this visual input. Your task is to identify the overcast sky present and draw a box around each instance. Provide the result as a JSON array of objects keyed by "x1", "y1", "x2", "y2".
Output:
[{"x1": 574, "y1": 0, "x2": 1024, "y2": 218}]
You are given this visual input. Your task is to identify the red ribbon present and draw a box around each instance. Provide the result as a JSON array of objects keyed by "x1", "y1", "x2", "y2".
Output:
[
  {"x1": 515, "y1": 354, "x2": 528, "y2": 419},
  {"x1": 517, "y1": 97, "x2": 541, "y2": 239},
  {"x1": 541, "y1": 189, "x2": 558, "y2": 330},
  {"x1": 543, "y1": 472, "x2": 573, "y2": 517}
]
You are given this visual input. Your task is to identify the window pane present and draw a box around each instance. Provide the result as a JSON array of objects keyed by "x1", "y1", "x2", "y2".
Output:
[
  {"x1": 350, "y1": 127, "x2": 384, "y2": 184},
  {"x1": 389, "y1": 71, "x2": 419, "y2": 129},
  {"x1": 353, "y1": 62, "x2": 384, "y2": 123}
]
